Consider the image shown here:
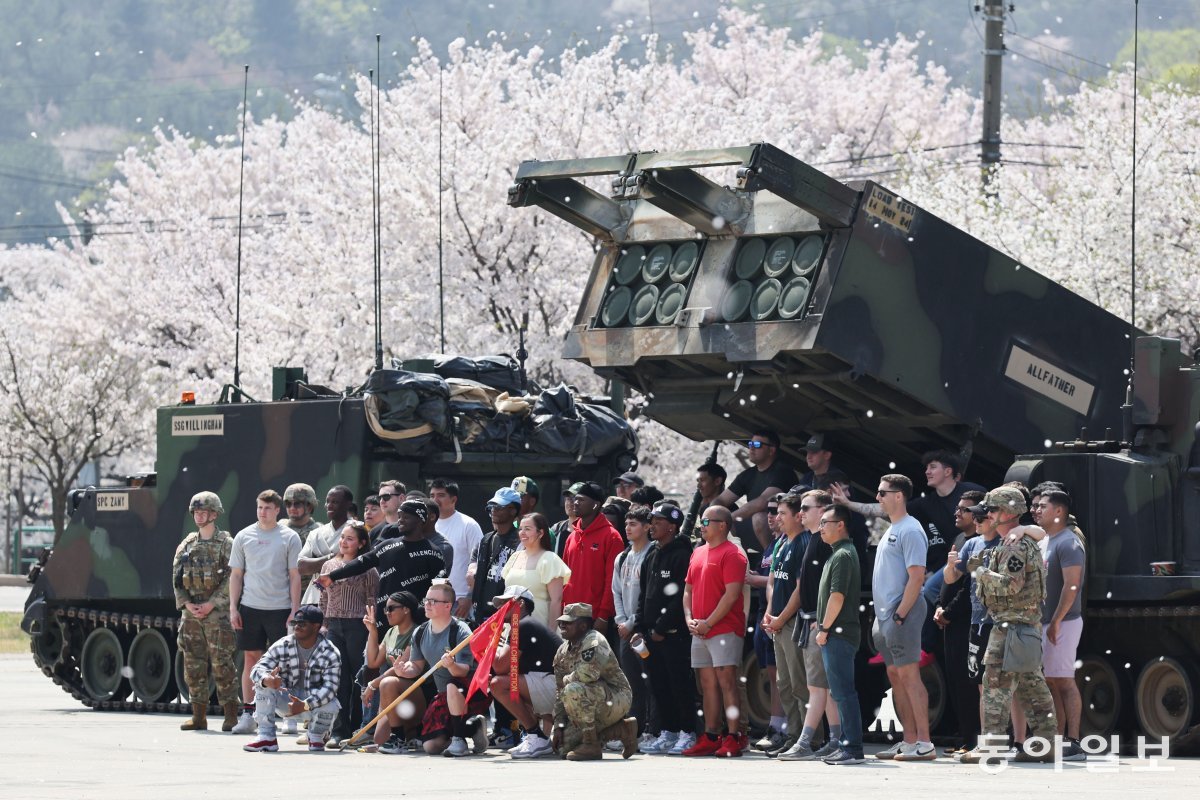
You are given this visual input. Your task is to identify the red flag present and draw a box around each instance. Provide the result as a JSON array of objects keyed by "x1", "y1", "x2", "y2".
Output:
[{"x1": 465, "y1": 598, "x2": 518, "y2": 702}]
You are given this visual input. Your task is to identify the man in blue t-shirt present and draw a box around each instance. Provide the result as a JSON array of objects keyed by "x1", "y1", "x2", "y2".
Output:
[{"x1": 871, "y1": 474, "x2": 934, "y2": 761}]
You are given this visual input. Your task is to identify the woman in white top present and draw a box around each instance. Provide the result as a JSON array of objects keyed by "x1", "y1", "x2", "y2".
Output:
[{"x1": 501, "y1": 513, "x2": 571, "y2": 625}]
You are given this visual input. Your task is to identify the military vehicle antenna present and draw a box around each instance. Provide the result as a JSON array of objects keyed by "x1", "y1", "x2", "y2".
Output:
[
  {"x1": 372, "y1": 36, "x2": 385, "y2": 372},
  {"x1": 1130, "y1": 0, "x2": 1139, "y2": 382},
  {"x1": 438, "y1": 67, "x2": 446, "y2": 354},
  {"x1": 232, "y1": 64, "x2": 249, "y2": 403}
]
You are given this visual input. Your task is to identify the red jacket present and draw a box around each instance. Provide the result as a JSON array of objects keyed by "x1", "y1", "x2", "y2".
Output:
[{"x1": 561, "y1": 513, "x2": 624, "y2": 620}]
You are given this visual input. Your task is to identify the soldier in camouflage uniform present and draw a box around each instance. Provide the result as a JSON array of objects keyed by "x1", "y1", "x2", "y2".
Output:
[
  {"x1": 173, "y1": 491, "x2": 240, "y2": 731},
  {"x1": 284, "y1": 483, "x2": 323, "y2": 546},
  {"x1": 962, "y1": 487, "x2": 1057, "y2": 763},
  {"x1": 551, "y1": 603, "x2": 638, "y2": 760}
]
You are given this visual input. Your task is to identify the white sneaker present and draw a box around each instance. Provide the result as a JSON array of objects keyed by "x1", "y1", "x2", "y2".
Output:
[
  {"x1": 284, "y1": 718, "x2": 298, "y2": 735},
  {"x1": 893, "y1": 741, "x2": 937, "y2": 761},
  {"x1": 604, "y1": 738, "x2": 623, "y2": 752},
  {"x1": 640, "y1": 730, "x2": 678, "y2": 754},
  {"x1": 669, "y1": 732, "x2": 697, "y2": 755},
  {"x1": 231, "y1": 711, "x2": 256, "y2": 735},
  {"x1": 510, "y1": 733, "x2": 554, "y2": 759},
  {"x1": 874, "y1": 740, "x2": 904, "y2": 760},
  {"x1": 638, "y1": 732, "x2": 656, "y2": 749},
  {"x1": 443, "y1": 736, "x2": 470, "y2": 757}
]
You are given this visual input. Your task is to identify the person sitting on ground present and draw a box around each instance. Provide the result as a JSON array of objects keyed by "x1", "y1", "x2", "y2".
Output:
[
  {"x1": 551, "y1": 603, "x2": 638, "y2": 760},
  {"x1": 502, "y1": 513, "x2": 572, "y2": 626},
  {"x1": 392, "y1": 582, "x2": 490, "y2": 757},
  {"x1": 243, "y1": 605, "x2": 342, "y2": 753},
  {"x1": 361, "y1": 591, "x2": 423, "y2": 754},
  {"x1": 486, "y1": 585, "x2": 564, "y2": 759}
]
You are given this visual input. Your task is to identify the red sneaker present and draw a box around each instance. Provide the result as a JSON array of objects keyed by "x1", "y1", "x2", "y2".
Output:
[
  {"x1": 682, "y1": 735, "x2": 723, "y2": 757},
  {"x1": 868, "y1": 652, "x2": 885, "y2": 665},
  {"x1": 243, "y1": 739, "x2": 279, "y2": 752},
  {"x1": 919, "y1": 650, "x2": 935, "y2": 668},
  {"x1": 738, "y1": 733, "x2": 751, "y2": 753},
  {"x1": 715, "y1": 734, "x2": 743, "y2": 758}
]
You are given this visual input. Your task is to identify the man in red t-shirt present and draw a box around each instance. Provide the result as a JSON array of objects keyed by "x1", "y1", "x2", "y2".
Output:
[
  {"x1": 562, "y1": 481, "x2": 624, "y2": 635},
  {"x1": 683, "y1": 505, "x2": 749, "y2": 758}
]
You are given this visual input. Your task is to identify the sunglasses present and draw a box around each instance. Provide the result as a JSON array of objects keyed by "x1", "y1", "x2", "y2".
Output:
[
  {"x1": 818, "y1": 519, "x2": 841, "y2": 527},
  {"x1": 378, "y1": 493, "x2": 399, "y2": 501},
  {"x1": 876, "y1": 489, "x2": 901, "y2": 496},
  {"x1": 746, "y1": 440, "x2": 768, "y2": 449},
  {"x1": 766, "y1": 508, "x2": 779, "y2": 515},
  {"x1": 385, "y1": 605, "x2": 405, "y2": 612},
  {"x1": 285, "y1": 500, "x2": 308, "y2": 507},
  {"x1": 699, "y1": 517, "x2": 727, "y2": 526},
  {"x1": 800, "y1": 505, "x2": 819, "y2": 511}
]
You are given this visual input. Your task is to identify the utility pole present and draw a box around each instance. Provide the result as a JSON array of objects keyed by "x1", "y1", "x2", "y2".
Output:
[{"x1": 980, "y1": 2, "x2": 1008, "y2": 188}]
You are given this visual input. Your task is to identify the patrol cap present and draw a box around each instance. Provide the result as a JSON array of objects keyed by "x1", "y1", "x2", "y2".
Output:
[
  {"x1": 572, "y1": 482, "x2": 606, "y2": 503},
  {"x1": 492, "y1": 584, "x2": 535, "y2": 606},
  {"x1": 487, "y1": 487, "x2": 522, "y2": 508},
  {"x1": 613, "y1": 471, "x2": 645, "y2": 487},
  {"x1": 983, "y1": 486, "x2": 1028, "y2": 516},
  {"x1": 399, "y1": 499, "x2": 429, "y2": 521},
  {"x1": 650, "y1": 502, "x2": 684, "y2": 526},
  {"x1": 189, "y1": 491, "x2": 223, "y2": 514},
  {"x1": 292, "y1": 605, "x2": 324, "y2": 625},
  {"x1": 511, "y1": 476, "x2": 540, "y2": 497},
  {"x1": 283, "y1": 483, "x2": 318, "y2": 508},
  {"x1": 557, "y1": 602, "x2": 594, "y2": 623}
]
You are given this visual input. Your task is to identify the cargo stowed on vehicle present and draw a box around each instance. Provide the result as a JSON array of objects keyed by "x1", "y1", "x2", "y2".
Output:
[
  {"x1": 508, "y1": 143, "x2": 1200, "y2": 744},
  {"x1": 22, "y1": 356, "x2": 637, "y2": 713}
]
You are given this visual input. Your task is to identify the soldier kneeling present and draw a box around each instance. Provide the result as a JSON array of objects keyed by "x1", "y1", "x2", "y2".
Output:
[{"x1": 551, "y1": 603, "x2": 638, "y2": 760}]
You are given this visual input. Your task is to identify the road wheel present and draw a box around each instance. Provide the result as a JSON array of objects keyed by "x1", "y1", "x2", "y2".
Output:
[
  {"x1": 30, "y1": 612, "x2": 65, "y2": 673},
  {"x1": 741, "y1": 650, "x2": 772, "y2": 731},
  {"x1": 1076, "y1": 654, "x2": 1129, "y2": 737},
  {"x1": 80, "y1": 627, "x2": 130, "y2": 702},
  {"x1": 920, "y1": 657, "x2": 948, "y2": 733},
  {"x1": 127, "y1": 628, "x2": 176, "y2": 703},
  {"x1": 1136, "y1": 657, "x2": 1197, "y2": 740}
]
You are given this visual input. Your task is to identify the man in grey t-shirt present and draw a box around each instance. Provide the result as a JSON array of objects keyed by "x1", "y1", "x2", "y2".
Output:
[
  {"x1": 228, "y1": 489, "x2": 302, "y2": 734},
  {"x1": 1035, "y1": 489, "x2": 1086, "y2": 745},
  {"x1": 870, "y1": 474, "x2": 933, "y2": 761}
]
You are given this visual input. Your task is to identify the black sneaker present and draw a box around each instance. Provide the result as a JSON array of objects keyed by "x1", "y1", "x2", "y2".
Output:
[
  {"x1": 824, "y1": 748, "x2": 865, "y2": 765},
  {"x1": 765, "y1": 736, "x2": 797, "y2": 758},
  {"x1": 379, "y1": 735, "x2": 405, "y2": 755},
  {"x1": 1060, "y1": 739, "x2": 1087, "y2": 762}
]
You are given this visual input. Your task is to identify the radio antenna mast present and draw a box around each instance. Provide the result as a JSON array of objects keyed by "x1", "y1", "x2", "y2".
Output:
[
  {"x1": 369, "y1": 64, "x2": 382, "y2": 373},
  {"x1": 232, "y1": 65, "x2": 249, "y2": 402}
]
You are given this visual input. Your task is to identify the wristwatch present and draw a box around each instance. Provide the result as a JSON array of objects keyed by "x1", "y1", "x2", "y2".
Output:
[{"x1": 892, "y1": 612, "x2": 906, "y2": 624}]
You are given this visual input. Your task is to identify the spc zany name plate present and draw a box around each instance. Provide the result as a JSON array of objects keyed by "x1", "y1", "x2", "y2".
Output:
[
  {"x1": 1004, "y1": 344, "x2": 1095, "y2": 416},
  {"x1": 171, "y1": 414, "x2": 225, "y2": 436},
  {"x1": 95, "y1": 493, "x2": 129, "y2": 512},
  {"x1": 864, "y1": 185, "x2": 914, "y2": 233}
]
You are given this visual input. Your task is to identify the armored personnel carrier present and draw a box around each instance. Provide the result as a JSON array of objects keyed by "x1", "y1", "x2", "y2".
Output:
[
  {"x1": 508, "y1": 143, "x2": 1200, "y2": 743},
  {"x1": 22, "y1": 356, "x2": 636, "y2": 712}
]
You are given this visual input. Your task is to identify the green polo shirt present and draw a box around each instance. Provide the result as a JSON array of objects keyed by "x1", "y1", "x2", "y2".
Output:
[{"x1": 817, "y1": 538, "x2": 861, "y2": 645}]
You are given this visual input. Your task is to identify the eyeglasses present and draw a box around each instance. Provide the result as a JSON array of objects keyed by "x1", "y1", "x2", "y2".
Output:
[
  {"x1": 818, "y1": 519, "x2": 840, "y2": 527},
  {"x1": 746, "y1": 440, "x2": 772, "y2": 449},
  {"x1": 800, "y1": 505, "x2": 819, "y2": 511},
  {"x1": 422, "y1": 598, "x2": 451, "y2": 606},
  {"x1": 378, "y1": 493, "x2": 398, "y2": 501},
  {"x1": 953, "y1": 507, "x2": 970, "y2": 515},
  {"x1": 285, "y1": 500, "x2": 308, "y2": 507},
  {"x1": 876, "y1": 489, "x2": 901, "y2": 496},
  {"x1": 699, "y1": 517, "x2": 727, "y2": 526}
]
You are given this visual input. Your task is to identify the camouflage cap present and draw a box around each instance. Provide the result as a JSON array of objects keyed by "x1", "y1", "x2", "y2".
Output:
[
  {"x1": 511, "y1": 476, "x2": 540, "y2": 497},
  {"x1": 283, "y1": 483, "x2": 318, "y2": 508},
  {"x1": 189, "y1": 491, "x2": 223, "y2": 514},
  {"x1": 557, "y1": 602, "x2": 594, "y2": 623},
  {"x1": 984, "y1": 486, "x2": 1028, "y2": 516}
]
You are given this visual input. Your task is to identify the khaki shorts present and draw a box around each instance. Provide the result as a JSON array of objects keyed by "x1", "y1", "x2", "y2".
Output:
[
  {"x1": 1042, "y1": 617, "x2": 1083, "y2": 678},
  {"x1": 801, "y1": 632, "x2": 829, "y2": 689},
  {"x1": 691, "y1": 633, "x2": 744, "y2": 669},
  {"x1": 526, "y1": 671, "x2": 557, "y2": 715}
]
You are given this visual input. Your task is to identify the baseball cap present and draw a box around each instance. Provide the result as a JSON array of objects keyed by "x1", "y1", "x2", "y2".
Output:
[
  {"x1": 572, "y1": 482, "x2": 606, "y2": 503},
  {"x1": 613, "y1": 471, "x2": 645, "y2": 487},
  {"x1": 492, "y1": 584, "x2": 535, "y2": 606},
  {"x1": 511, "y1": 476, "x2": 540, "y2": 497},
  {"x1": 564, "y1": 481, "x2": 586, "y2": 498},
  {"x1": 650, "y1": 502, "x2": 684, "y2": 526},
  {"x1": 487, "y1": 486, "x2": 523, "y2": 508},
  {"x1": 292, "y1": 605, "x2": 324, "y2": 625},
  {"x1": 557, "y1": 602, "x2": 594, "y2": 623},
  {"x1": 805, "y1": 433, "x2": 833, "y2": 453}
]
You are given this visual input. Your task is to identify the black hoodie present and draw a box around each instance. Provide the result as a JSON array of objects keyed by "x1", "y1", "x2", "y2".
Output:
[{"x1": 636, "y1": 534, "x2": 693, "y2": 638}]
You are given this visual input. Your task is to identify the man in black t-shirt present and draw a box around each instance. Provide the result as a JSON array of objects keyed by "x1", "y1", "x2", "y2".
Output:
[
  {"x1": 717, "y1": 429, "x2": 798, "y2": 551},
  {"x1": 487, "y1": 585, "x2": 564, "y2": 759}
]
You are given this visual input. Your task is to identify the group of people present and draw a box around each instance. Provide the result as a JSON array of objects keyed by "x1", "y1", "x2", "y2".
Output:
[{"x1": 170, "y1": 428, "x2": 1088, "y2": 765}]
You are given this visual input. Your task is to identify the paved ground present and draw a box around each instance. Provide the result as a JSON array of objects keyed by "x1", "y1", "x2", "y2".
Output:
[
  {"x1": 2, "y1": 654, "x2": 1194, "y2": 799},
  {"x1": 1, "y1": 585, "x2": 30, "y2": 613}
]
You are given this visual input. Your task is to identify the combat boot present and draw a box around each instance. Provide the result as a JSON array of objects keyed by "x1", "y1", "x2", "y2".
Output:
[
  {"x1": 222, "y1": 702, "x2": 240, "y2": 732},
  {"x1": 566, "y1": 729, "x2": 604, "y2": 761},
  {"x1": 600, "y1": 718, "x2": 639, "y2": 759},
  {"x1": 181, "y1": 703, "x2": 207, "y2": 731}
]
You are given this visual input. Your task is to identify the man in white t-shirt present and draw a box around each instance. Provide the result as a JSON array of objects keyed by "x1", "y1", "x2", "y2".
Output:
[{"x1": 431, "y1": 479, "x2": 483, "y2": 619}]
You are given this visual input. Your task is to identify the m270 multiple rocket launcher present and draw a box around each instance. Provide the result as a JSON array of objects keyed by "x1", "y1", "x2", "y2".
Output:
[{"x1": 509, "y1": 143, "x2": 1200, "y2": 743}]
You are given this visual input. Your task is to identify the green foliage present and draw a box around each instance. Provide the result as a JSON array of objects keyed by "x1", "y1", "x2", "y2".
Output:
[{"x1": 1115, "y1": 28, "x2": 1200, "y2": 89}]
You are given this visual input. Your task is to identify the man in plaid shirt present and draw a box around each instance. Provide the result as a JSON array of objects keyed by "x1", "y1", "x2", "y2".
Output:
[{"x1": 244, "y1": 606, "x2": 343, "y2": 752}]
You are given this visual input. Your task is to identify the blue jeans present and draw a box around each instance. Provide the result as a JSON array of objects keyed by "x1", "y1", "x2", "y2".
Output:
[
  {"x1": 253, "y1": 687, "x2": 340, "y2": 741},
  {"x1": 820, "y1": 635, "x2": 863, "y2": 757}
]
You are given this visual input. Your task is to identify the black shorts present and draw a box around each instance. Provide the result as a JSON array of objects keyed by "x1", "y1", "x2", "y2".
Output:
[
  {"x1": 237, "y1": 605, "x2": 291, "y2": 652},
  {"x1": 967, "y1": 623, "x2": 992, "y2": 684}
]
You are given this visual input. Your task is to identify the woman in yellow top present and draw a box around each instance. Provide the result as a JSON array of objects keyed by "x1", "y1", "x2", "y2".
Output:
[{"x1": 501, "y1": 513, "x2": 571, "y2": 625}]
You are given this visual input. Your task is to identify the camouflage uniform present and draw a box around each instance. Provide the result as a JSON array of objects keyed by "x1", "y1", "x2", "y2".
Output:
[
  {"x1": 972, "y1": 526, "x2": 1055, "y2": 741},
  {"x1": 553, "y1": 627, "x2": 633, "y2": 754},
  {"x1": 173, "y1": 528, "x2": 239, "y2": 705},
  {"x1": 288, "y1": 518, "x2": 323, "y2": 547}
]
